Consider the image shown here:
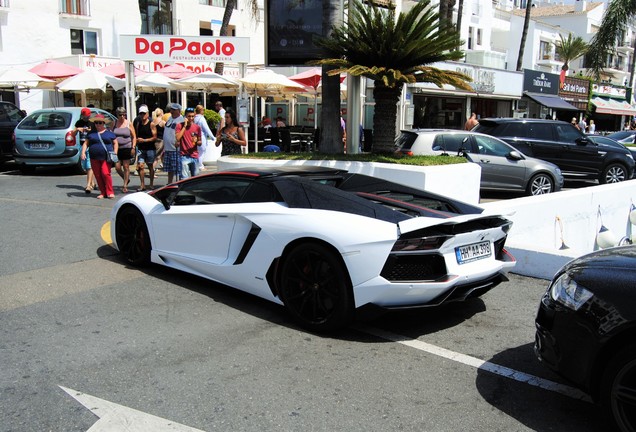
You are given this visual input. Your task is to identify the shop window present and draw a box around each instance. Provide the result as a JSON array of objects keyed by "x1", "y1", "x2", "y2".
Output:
[{"x1": 70, "y1": 29, "x2": 97, "y2": 55}]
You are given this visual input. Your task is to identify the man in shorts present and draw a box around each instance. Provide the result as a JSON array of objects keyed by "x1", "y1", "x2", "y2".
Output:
[
  {"x1": 162, "y1": 103, "x2": 184, "y2": 184},
  {"x1": 133, "y1": 104, "x2": 157, "y2": 190},
  {"x1": 72, "y1": 107, "x2": 96, "y2": 193}
]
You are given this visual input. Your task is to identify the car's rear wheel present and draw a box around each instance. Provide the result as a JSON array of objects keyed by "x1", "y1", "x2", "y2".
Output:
[
  {"x1": 600, "y1": 344, "x2": 636, "y2": 432},
  {"x1": 600, "y1": 163, "x2": 628, "y2": 184},
  {"x1": 115, "y1": 206, "x2": 151, "y2": 266},
  {"x1": 526, "y1": 173, "x2": 554, "y2": 196},
  {"x1": 279, "y1": 242, "x2": 353, "y2": 332}
]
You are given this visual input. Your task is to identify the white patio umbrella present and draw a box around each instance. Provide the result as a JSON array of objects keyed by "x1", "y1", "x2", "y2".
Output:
[
  {"x1": 0, "y1": 67, "x2": 54, "y2": 90},
  {"x1": 56, "y1": 69, "x2": 125, "y2": 106},
  {"x1": 239, "y1": 69, "x2": 306, "y2": 151},
  {"x1": 172, "y1": 72, "x2": 239, "y2": 108},
  {"x1": 135, "y1": 72, "x2": 182, "y2": 94},
  {"x1": 56, "y1": 69, "x2": 125, "y2": 92}
]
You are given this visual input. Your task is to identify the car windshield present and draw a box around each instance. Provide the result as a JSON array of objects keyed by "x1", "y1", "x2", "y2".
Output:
[{"x1": 18, "y1": 111, "x2": 73, "y2": 130}]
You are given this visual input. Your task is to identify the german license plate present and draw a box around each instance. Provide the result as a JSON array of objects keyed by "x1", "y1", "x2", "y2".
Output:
[
  {"x1": 456, "y1": 241, "x2": 491, "y2": 264},
  {"x1": 28, "y1": 143, "x2": 49, "y2": 150}
]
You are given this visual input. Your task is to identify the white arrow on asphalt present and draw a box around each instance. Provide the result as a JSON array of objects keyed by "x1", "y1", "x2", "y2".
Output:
[{"x1": 59, "y1": 386, "x2": 205, "y2": 432}]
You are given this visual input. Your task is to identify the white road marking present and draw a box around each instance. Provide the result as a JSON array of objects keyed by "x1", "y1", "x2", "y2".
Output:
[
  {"x1": 360, "y1": 326, "x2": 593, "y2": 402},
  {"x1": 59, "y1": 386, "x2": 205, "y2": 432}
]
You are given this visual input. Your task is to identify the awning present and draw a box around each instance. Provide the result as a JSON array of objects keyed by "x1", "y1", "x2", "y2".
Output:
[
  {"x1": 591, "y1": 97, "x2": 636, "y2": 116},
  {"x1": 524, "y1": 92, "x2": 579, "y2": 111}
]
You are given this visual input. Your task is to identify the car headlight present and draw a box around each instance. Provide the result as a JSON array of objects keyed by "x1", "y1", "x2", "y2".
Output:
[{"x1": 549, "y1": 273, "x2": 593, "y2": 311}]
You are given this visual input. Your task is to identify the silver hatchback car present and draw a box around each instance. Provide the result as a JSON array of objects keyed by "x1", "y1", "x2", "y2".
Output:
[
  {"x1": 395, "y1": 129, "x2": 564, "y2": 196},
  {"x1": 13, "y1": 107, "x2": 116, "y2": 174}
]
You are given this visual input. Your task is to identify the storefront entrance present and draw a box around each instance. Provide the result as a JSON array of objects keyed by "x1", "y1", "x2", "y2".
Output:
[{"x1": 412, "y1": 96, "x2": 465, "y2": 129}]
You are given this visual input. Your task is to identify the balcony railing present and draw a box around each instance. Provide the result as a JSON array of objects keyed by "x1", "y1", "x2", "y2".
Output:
[{"x1": 60, "y1": 0, "x2": 90, "y2": 16}]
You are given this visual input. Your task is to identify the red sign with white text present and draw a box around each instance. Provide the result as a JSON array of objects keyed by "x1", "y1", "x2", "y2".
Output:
[{"x1": 120, "y1": 35, "x2": 250, "y2": 63}]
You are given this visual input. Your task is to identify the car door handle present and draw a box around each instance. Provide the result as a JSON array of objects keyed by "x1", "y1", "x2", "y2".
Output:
[{"x1": 480, "y1": 159, "x2": 491, "y2": 163}]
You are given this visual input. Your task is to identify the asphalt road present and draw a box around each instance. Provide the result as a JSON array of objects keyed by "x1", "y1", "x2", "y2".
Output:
[{"x1": 0, "y1": 164, "x2": 610, "y2": 431}]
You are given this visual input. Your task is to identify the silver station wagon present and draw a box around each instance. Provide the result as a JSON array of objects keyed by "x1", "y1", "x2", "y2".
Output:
[
  {"x1": 13, "y1": 107, "x2": 116, "y2": 174},
  {"x1": 395, "y1": 129, "x2": 564, "y2": 196}
]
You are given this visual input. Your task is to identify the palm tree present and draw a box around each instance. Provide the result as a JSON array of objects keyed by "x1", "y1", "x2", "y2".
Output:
[
  {"x1": 555, "y1": 34, "x2": 588, "y2": 75},
  {"x1": 215, "y1": 0, "x2": 259, "y2": 75},
  {"x1": 586, "y1": 0, "x2": 635, "y2": 82},
  {"x1": 516, "y1": 0, "x2": 532, "y2": 71},
  {"x1": 315, "y1": 0, "x2": 472, "y2": 154}
]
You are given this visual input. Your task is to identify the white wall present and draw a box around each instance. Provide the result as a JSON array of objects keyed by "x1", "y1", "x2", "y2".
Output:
[{"x1": 482, "y1": 180, "x2": 636, "y2": 278}]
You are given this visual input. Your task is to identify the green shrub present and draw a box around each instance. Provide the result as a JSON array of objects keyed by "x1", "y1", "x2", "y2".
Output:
[{"x1": 231, "y1": 152, "x2": 467, "y2": 166}]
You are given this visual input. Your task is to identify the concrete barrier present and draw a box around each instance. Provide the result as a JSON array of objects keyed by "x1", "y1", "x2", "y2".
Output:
[{"x1": 217, "y1": 156, "x2": 482, "y2": 204}]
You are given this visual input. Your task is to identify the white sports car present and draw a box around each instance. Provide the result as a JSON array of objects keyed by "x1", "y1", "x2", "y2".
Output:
[{"x1": 111, "y1": 166, "x2": 516, "y2": 331}]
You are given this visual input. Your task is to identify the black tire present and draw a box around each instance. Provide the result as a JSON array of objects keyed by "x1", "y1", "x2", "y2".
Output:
[
  {"x1": 115, "y1": 206, "x2": 152, "y2": 266},
  {"x1": 279, "y1": 242, "x2": 354, "y2": 332},
  {"x1": 18, "y1": 165, "x2": 36, "y2": 175},
  {"x1": 600, "y1": 163, "x2": 628, "y2": 184},
  {"x1": 600, "y1": 344, "x2": 636, "y2": 432},
  {"x1": 526, "y1": 173, "x2": 554, "y2": 196}
]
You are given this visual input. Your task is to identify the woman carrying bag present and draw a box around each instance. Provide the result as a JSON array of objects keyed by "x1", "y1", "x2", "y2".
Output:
[{"x1": 81, "y1": 113, "x2": 119, "y2": 199}]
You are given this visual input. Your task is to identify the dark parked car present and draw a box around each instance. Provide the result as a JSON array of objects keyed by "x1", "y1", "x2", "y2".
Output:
[
  {"x1": 473, "y1": 118, "x2": 635, "y2": 184},
  {"x1": 587, "y1": 135, "x2": 636, "y2": 167},
  {"x1": 535, "y1": 245, "x2": 636, "y2": 432},
  {"x1": 395, "y1": 129, "x2": 564, "y2": 195},
  {"x1": 0, "y1": 101, "x2": 26, "y2": 162},
  {"x1": 606, "y1": 130, "x2": 636, "y2": 145}
]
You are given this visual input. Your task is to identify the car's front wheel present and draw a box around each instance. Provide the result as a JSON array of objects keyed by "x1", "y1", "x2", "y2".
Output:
[
  {"x1": 115, "y1": 206, "x2": 151, "y2": 266},
  {"x1": 279, "y1": 242, "x2": 354, "y2": 332},
  {"x1": 527, "y1": 173, "x2": 554, "y2": 196},
  {"x1": 600, "y1": 344, "x2": 636, "y2": 432},
  {"x1": 600, "y1": 163, "x2": 628, "y2": 184}
]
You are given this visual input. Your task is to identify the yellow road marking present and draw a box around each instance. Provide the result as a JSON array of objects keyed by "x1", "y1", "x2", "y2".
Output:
[{"x1": 101, "y1": 222, "x2": 112, "y2": 245}]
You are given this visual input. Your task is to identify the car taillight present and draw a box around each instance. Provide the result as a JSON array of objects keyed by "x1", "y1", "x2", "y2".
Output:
[
  {"x1": 11, "y1": 132, "x2": 16, "y2": 147},
  {"x1": 65, "y1": 131, "x2": 76, "y2": 146},
  {"x1": 391, "y1": 235, "x2": 451, "y2": 252}
]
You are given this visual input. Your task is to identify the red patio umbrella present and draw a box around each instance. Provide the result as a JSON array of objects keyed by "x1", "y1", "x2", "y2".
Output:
[
  {"x1": 289, "y1": 68, "x2": 346, "y2": 128},
  {"x1": 99, "y1": 62, "x2": 146, "y2": 78},
  {"x1": 28, "y1": 59, "x2": 84, "y2": 80},
  {"x1": 155, "y1": 64, "x2": 196, "y2": 79}
]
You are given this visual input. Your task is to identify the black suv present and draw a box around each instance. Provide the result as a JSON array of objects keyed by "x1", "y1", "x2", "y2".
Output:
[
  {"x1": 473, "y1": 118, "x2": 635, "y2": 183},
  {"x1": 0, "y1": 101, "x2": 26, "y2": 163}
]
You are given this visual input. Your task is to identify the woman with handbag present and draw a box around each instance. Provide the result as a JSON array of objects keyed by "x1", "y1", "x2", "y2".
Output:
[{"x1": 81, "y1": 113, "x2": 119, "y2": 199}]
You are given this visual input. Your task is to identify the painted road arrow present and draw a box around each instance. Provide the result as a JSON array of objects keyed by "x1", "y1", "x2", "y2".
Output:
[{"x1": 60, "y1": 386, "x2": 205, "y2": 431}]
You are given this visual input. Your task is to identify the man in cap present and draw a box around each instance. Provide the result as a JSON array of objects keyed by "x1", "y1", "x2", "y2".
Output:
[
  {"x1": 72, "y1": 107, "x2": 96, "y2": 193},
  {"x1": 133, "y1": 104, "x2": 157, "y2": 190},
  {"x1": 162, "y1": 103, "x2": 184, "y2": 184}
]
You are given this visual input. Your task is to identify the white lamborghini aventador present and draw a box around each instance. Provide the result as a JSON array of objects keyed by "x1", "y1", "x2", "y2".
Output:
[{"x1": 111, "y1": 166, "x2": 515, "y2": 331}]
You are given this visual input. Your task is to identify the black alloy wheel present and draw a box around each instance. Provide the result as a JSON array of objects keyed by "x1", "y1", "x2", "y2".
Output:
[
  {"x1": 279, "y1": 243, "x2": 353, "y2": 332},
  {"x1": 527, "y1": 173, "x2": 554, "y2": 196},
  {"x1": 115, "y1": 206, "x2": 152, "y2": 266},
  {"x1": 601, "y1": 344, "x2": 636, "y2": 432},
  {"x1": 601, "y1": 163, "x2": 628, "y2": 184}
]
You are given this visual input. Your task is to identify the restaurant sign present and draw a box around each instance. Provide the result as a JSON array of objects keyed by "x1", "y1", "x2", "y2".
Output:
[
  {"x1": 523, "y1": 70, "x2": 559, "y2": 95},
  {"x1": 120, "y1": 35, "x2": 250, "y2": 63}
]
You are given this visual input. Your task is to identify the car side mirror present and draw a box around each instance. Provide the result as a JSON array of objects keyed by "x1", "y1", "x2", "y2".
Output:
[
  {"x1": 153, "y1": 185, "x2": 179, "y2": 210},
  {"x1": 507, "y1": 150, "x2": 523, "y2": 160},
  {"x1": 576, "y1": 136, "x2": 589, "y2": 145}
]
